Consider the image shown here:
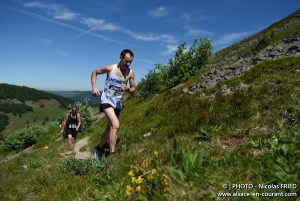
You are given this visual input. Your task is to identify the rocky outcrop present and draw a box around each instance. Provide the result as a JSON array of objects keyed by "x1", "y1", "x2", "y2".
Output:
[
  {"x1": 181, "y1": 34, "x2": 300, "y2": 98},
  {"x1": 212, "y1": 11, "x2": 300, "y2": 64}
]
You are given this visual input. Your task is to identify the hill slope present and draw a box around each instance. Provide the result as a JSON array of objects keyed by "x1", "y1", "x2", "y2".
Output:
[
  {"x1": 0, "y1": 83, "x2": 73, "y2": 133},
  {"x1": 0, "y1": 83, "x2": 72, "y2": 107},
  {"x1": 0, "y1": 10, "x2": 299, "y2": 201}
]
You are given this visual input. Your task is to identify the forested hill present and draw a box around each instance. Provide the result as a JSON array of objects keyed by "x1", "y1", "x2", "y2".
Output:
[
  {"x1": 48, "y1": 91, "x2": 99, "y2": 105},
  {"x1": 0, "y1": 83, "x2": 72, "y2": 107}
]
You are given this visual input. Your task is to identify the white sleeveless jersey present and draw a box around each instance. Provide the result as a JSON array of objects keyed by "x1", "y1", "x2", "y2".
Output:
[{"x1": 100, "y1": 64, "x2": 130, "y2": 109}]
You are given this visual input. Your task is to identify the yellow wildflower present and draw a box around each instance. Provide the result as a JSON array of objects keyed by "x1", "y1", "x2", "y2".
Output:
[
  {"x1": 128, "y1": 170, "x2": 135, "y2": 177},
  {"x1": 131, "y1": 177, "x2": 137, "y2": 183},
  {"x1": 147, "y1": 174, "x2": 154, "y2": 181},
  {"x1": 125, "y1": 185, "x2": 133, "y2": 197},
  {"x1": 162, "y1": 173, "x2": 169, "y2": 187},
  {"x1": 135, "y1": 177, "x2": 144, "y2": 184},
  {"x1": 153, "y1": 150, "x2": 159, "y2": 157},
  {"x1": 140, "y1": 159, "x2": 148, "y2": 173},
  {"x1": 135, "y1": 185, "x2": 142, "y2": 193},
  {"x1": 272, "y1": 135, "x2": 276, "y2": 139},
  {"x1": 151, "y1": 169, "x2": 158, "y2": 176},
  {"x1": 141, "y1": 159, "x2": 148, "y2": 168},
  {"x1": 126, "y1": 185, "x2": 133, "y2": 191},
  {"x1": 44, "y1": 146, "x2": 49, "y2": 150}
]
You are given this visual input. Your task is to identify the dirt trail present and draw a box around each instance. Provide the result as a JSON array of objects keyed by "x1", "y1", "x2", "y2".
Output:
[
  {"x1": 74, "y1": 136, "x2": 92, "y2": 159},
  {"x1": 72, "y1": 112, "x2": 106, "y2": 159},
  {"x1": 0, "y1": 147, "x2": 33, "y2": 164}
]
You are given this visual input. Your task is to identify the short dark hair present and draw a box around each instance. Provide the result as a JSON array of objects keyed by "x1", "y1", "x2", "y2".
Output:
[{"x1": 120, "y1": 49, "x2": 134, "y2": 59}]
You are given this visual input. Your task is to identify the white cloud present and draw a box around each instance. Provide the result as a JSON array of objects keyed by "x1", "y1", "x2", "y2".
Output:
[
  {"x1": 123, "y1": 30, "x2": 177, "y2": 55},
  {"x1": 181, "y1": 12, "x2": 210, "y2": 24},
  {"x1": 136, "y1": 59, "x2": 155, "y2": 65},
  {"x1": 124, "y1": 30, "x2": 175, "y2": 43},
  {"x1": 81, "y1": 17, "x2": 119, "y2": 31},
  {"x1": 10, "y1": 6, "x2": 123, "y2": 44},
  {"x1": 21, "y1": 3, "x2": 177, "y2": 54},
  {"x1": 148, "y1": 6, "x2": 168, "y2": 18},
  {"x1": 186, "y1": 28, "x2": 213, "y2": 38},
  {"x1": 214, "y1": 32, "x2": 252, "y2": 46},
  {"x1": 24, "y1": 1, "x2": 78, "y2": 20}
]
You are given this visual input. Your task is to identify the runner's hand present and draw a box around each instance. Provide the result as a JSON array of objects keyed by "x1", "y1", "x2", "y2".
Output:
[
  {"x1": 92, "y1": 87, "x2": 101, "y2": 96},
  {"x1": 121, "y1": 84, "x2": 129, "y2": 92}
]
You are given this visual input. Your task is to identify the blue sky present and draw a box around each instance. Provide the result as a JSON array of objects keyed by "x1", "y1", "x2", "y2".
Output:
[{"x1": 0, "y1": 0, "x2": 298, "y2": 91}]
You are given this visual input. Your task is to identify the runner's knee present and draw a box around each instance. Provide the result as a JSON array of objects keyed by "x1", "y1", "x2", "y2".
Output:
[{"x1": 110, "y1": 121, "x2": 120, "y2": 129}]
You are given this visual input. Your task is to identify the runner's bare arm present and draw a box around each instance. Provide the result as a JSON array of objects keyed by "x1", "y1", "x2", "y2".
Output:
[
  {"x1": 128, "y1": 70, "x2": 136, "y2": 93},
  {"x1": 76, "y1": 113, "x2": 81, "y2": 131},
  {"x1": 91, "y1": 65, "x2": 113, "y2": 96}
]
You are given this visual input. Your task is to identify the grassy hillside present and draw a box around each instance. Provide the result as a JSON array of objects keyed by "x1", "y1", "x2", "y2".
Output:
[
  {"x1": 0, "y1": 57, "x2": 299, "y2": 200},
  {"x1": 1, "y1": 11, "x2": 299, "y2": 201},
  {"x1": 2, "y1": 99, "x2": 66, "y2": 133}
]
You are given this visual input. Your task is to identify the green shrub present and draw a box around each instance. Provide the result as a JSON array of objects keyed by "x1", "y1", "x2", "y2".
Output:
[
  {"x1": 0, "y1": 113, "x2": 9, "y2": 133},
  {"x1": 137, "y1": 69, "x2": 161, "y2": 98},
  {"x1": 195, "y1": 125, "x2": 219, "y2": 141},
  {"x1": 60, "y1": 157, "x2": 105, "y2": 175},
  {"x1": 180, "y1": 150, "x2": 203, "y2": 178},
  {"x1": 252, "y1": 36, "x2": 270, "y2": 51},
  {"x1": 2, "y1": 126, "x2": 48, "y2": 151},
  {"x1": 156, "y1": 38, "x2": 212, "y2": 88},
  {"x1": 263, "y1": 129, "x2": 300, "y2": 184}
]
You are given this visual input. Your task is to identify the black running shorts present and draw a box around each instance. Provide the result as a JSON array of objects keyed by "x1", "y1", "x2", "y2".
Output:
[
  {"x1": 66, "y1": 128, "x2": 77, "y2": 138},
  {"x1": 100, "y1": 103, "x2": 121, "y2": 117}
]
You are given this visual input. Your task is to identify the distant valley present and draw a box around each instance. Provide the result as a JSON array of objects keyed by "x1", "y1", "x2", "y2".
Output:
[{"x1": 47, "y1": 91, "x2": 100, "y2": 105}]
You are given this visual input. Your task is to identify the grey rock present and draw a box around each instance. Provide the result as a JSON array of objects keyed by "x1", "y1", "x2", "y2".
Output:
[
  {"x1": 180, "y1": 32, "x2": 300, "y2": 97},
  {"x1": 183, "y1": 87, "x2": 189, "y2": 93}
]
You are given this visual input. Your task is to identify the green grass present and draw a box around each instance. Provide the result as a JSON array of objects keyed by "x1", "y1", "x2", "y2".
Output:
[{"x1": 0, "y1": 57, "x2": 299, "y2": 200}]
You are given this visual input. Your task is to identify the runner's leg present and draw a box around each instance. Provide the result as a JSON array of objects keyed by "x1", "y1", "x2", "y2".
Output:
[
  {"x1": 67, "y1": 134, "x2": 75, "y2": 149},
  {"x1": 103, "y1": 107, "x2": 119, "y2": 153},
  {"x1": 98, "y1": 122, "x2": 110, "y2": 148}
]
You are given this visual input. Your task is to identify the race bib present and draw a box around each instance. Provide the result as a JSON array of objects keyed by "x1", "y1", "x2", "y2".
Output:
[{"x1": 69, "y1": 123, "x2": 76, "y2": 129}]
